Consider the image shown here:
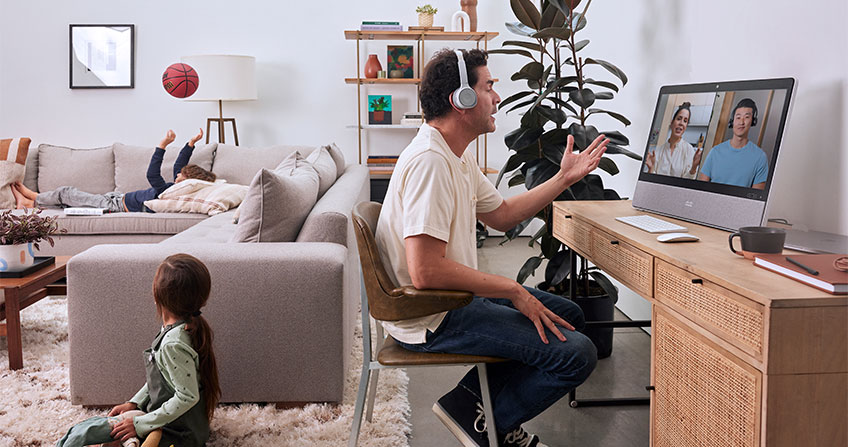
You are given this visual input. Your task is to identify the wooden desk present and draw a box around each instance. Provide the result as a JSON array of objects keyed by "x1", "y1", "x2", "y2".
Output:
[
  {"x1": 0, "y1": 256, "x2": 69, "y2": 370},
  {"x1": 552, "y1": 201, "x2": 847, "y2": 447}
]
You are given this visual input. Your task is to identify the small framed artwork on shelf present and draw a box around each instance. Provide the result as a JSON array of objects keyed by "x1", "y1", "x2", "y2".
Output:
[
  {"x1": 387, "y1": 45, "x2": 414, "y2": 78},
  {"x1": 368, "y1": 95, "x2": 392, "y2": 125}
]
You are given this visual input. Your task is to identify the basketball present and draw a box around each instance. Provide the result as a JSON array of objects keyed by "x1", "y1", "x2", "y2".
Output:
[{"x1": 162, "y1": 63, "x2": 199, "y2": 98}]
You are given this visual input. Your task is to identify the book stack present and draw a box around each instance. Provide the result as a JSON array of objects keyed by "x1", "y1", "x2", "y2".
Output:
[
  {"x1": 361, "y1": 21, "x2": 402, "y2": 31},
  {"x1": 401, "y1": 112, "x2": 423, "y2": 126},
  {"x1": 754, "y1": 253, "x2": 848, "y2": 295},
  {"x1": 367, "y1": 155, "x2": 399, "y2": 175}
]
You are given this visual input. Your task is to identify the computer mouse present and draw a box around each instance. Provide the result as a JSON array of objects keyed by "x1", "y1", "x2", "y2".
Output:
[{"x1": 657, "y1": 232, "x2": 700, "y2": 243}]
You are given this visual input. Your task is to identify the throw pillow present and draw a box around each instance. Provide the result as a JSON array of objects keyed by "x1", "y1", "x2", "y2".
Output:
[
  {"x1": 113, "y1": 142, "x2": 216, "y2": 193},
  {"x1": 37, "y1": 144, "x2": 115, "y2": 194},
  {"x1": 305, "y1": 145, "x2": 337, "y2": 197},
  {"x1": 143, "y1": 179, "x2": 248, "y2": 215},
  {"x1": 231, "y1": 151, "x2": 319, "y2": 243},
  {"x1": 0, "y1": 138, "x2": 31, "y2": 209},
  {"x1": 325, "y1": 142, "x2": 347, "y2": 178},
  {"x1": 212, "y1": 143, "x2": 315, "y2": 186}
]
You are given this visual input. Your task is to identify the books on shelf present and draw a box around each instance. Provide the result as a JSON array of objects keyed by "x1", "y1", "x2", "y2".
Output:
[
  {"x1": 361, "y1": 21, "x2": 402, "y2": 31},
  {"x1": 64, "y1": 207, "x2": 107, "y2": 216},
  {"x1": 753, "y1": 253, "x2": 848, "y2": 294}
]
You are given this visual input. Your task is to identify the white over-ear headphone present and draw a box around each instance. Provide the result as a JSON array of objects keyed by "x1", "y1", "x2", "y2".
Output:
[{"x1": 451, "y1": 50, "x2": 477, "y2": 110}]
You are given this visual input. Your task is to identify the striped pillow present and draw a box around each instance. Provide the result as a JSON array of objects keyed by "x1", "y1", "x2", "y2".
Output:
[
  {"x1": 0, "y1": 138, "x2": 31, "y2": 209},
  {"x1": 144, "y1": 179, "x2": 248, "y2": 215}
]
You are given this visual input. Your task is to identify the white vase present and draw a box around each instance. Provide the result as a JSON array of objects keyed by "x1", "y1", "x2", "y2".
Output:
[{"x1": 0, "y1": 242, "x2": 35, "y2": 272}]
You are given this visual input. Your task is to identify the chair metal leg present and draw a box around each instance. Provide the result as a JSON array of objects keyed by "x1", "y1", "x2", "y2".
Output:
[
  {"x1": 477, "y1": 363, "x2": 499, "y2": 447},
  {"x1": 365, "y1": 369, "x2": 380, "y2": 422},
  {"x1": 349, "y1": 364, "x2": 372, "y2": 447}
]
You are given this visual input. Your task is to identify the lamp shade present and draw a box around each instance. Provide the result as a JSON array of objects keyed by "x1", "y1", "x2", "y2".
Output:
[{"x1": 180, "y1": 55, "x2": 257, "y2": 101}]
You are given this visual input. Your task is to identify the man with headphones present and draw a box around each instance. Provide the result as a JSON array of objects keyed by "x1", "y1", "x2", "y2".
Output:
[
  {"x1": 698, "y1": 97, "x2": 769, "y2": 189},
  {"x1": 375, "y1": 48, "x2": 608, "y2": 447}
]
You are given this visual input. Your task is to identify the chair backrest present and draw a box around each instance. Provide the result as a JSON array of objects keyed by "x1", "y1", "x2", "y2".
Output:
[{"x1": 352, "y1": 201, "x2": 472, "y2": 321}]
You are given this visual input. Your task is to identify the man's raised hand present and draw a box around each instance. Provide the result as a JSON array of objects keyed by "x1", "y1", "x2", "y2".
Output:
[{"x1": 560, "y1": 134, "x2": 609, "y2": 186}]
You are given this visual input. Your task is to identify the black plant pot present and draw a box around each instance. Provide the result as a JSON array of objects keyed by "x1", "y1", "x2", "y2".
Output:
[{"x1": 537, "y1": 280, "x2": 616, "y2": 359}]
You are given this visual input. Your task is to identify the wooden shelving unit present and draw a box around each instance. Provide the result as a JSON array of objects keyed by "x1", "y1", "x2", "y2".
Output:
[{"x1": 345, "y1": 29, "x2": 499, "y2": 175}]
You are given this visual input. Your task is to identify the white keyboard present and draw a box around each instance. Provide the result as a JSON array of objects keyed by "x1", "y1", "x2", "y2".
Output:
[{"x1": 615, "y1": 215, "x2": 687, "y2": 233}]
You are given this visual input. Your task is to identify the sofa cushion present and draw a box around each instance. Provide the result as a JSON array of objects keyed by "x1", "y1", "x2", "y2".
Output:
[
  {"x1": 113, "y1": 142, "x2": 216, "y2": 193},
  {"x1": 37, "y1": 208, "x2": 207, "y2": 235},
  {"x1": 144, "y1": 180, "x2": 248, "y2": 215},
  {"x1": 231, "y1": 152, "x2": 319, "y2": 243},
  {"x1": 212, "y1": 144, "x2": 317, "y2": 186},
  {"x1": 305, "y1": 145, "x2": 337, "y2": 197},
  {"x1": 0, "y1": 138, "x2": 30, "y2": 209},
  {"x1": 37, "y1": 144, "x2": 115, "y2": 194},
  {"x1": 163, "y1": 209, "x2": 239, "y2": 244},
  {"x1": 23, "y1": 146, "x2": 38, "y2": 192},
  {"x1": 325, "y1": 143, "x2": 346, "y2": 179}
]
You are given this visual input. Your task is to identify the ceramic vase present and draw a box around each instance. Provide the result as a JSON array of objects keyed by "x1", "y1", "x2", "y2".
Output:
[
  {"x1": 0, "y1": 242, "x2": 35, "y2": 272},
  {"x1": 364, "y1": 54, "x2": 382, "y2": 79},
  {"x1": 461, "y1": 0, "x2": 478, "y2": 32}
]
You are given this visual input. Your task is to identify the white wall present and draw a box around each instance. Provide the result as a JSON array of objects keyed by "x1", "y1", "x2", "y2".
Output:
[{"x1": 2, "y1": 1, "x2": 846, "y2": 319}]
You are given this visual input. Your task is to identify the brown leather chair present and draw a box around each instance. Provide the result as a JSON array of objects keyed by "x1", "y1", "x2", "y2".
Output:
[{"x1": 349, "y1": 201, "x2": 504, "y2": 447}]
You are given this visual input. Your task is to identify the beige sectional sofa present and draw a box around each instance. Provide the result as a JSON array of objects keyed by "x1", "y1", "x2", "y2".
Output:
[{"x1": 18, "y1": 141, "x2": 368, "y2": 405}]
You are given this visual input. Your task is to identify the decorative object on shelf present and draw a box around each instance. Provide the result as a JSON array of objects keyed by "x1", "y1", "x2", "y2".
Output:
[
  {"x1": 492, "y1": 0, "x2": 641, "y2": 334},
  {"x1": 69, "y1": 24, "x2": 134, "y2": 88},
  {"x1": 180, "y1": 55, "x2": 257, "y2": 146},
  {"x1": 360, "y1": 21, "x2": 402, "y2": 31},
  {"x1": 416, "y1": 4, "x2": 437, "y2": 27},
  {"x1": 368, "y1": 95, "x2": 392, "y2": 125},
  {"x1": 408, "y1": 26, "x2": 446, "y2": 31},
  {"x1": 387, "y1": 45, "x2": 414, "y2": 78},
  {"x1": 162, "y1": 63, "x2": 199, "y2": 98},
  {"x1": 401, "y1": 111, "x2": 423, "y2": 126},
  {"x1": 364, "y1": 54, "x2": 382, "y2": 79},
  {"x1": 377, "y1": 70, "x2": 387, "y2": 78},
  {"x1": 461, "y1": 0, "x2": 478, "y2": 32},
  {"x1": 0, "y1": 208, "x2": 65, "y2": 272},
  {"x1": 451, "y1": 10, "x2": 471, "y2": 32}
]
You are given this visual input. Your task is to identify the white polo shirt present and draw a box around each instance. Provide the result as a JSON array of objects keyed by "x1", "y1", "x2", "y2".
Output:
[{"x1": 375, "y1": 123, "x2": 503, "y2": 344}]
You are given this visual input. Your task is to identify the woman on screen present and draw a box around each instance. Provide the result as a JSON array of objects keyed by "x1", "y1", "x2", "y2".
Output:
[{"x1": 644, "y1": 101, "x2": 702, "y2": 179}]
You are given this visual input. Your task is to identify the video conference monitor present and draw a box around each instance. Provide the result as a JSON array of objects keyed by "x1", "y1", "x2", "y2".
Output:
[{"x1": 632, "y1": 78, "x2": 795, "y2": 231}]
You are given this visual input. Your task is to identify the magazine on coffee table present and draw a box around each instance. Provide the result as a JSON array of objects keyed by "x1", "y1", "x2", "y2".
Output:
[{"x1": 63, "y1": 207, "x2": 107, "y2": 216}]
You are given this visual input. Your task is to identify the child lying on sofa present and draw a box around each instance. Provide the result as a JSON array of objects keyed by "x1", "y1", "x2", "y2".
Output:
[{"x1": 12, "y1": 129, "x2": 216, "y2": 212}]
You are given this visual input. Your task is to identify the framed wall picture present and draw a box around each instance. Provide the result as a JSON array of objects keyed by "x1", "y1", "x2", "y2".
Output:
[
  {"x1": 368, "y1": 95, "x2": 392, "y2": 125},
  {"x1": 387, "y1": 45, "x2": 413, "y2": 78},
  {"x1": 69, "y1": 24, "x2": 135, "y2": 88}
]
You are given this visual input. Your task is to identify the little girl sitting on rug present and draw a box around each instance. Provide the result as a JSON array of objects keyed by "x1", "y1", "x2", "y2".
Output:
[{"x1": 56, "y1": 254, "x2": 221, "y2": 447}]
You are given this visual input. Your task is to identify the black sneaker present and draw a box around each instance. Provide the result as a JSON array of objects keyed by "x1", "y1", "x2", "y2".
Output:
[
  {"x1": 432, "y1": 387, "x2": 490, "y2": 447},
  {"x1": 500, "y1": 426, "x2": 548, "y2": 447}
]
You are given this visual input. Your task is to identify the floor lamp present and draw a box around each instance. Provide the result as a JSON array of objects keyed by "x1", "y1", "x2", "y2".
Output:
[{"x1": 181, "y1": 55, "x2": 257, "y2": 146}]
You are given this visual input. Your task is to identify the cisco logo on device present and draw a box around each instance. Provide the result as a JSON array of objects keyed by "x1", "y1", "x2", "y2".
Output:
[{"x1": 684, "y1": 200, "x2": 694, "y2": 208}]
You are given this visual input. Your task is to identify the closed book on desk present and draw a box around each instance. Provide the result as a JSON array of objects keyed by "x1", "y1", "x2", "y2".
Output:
[{"x1": 754, "y1": 253, "x2": 848, "y2": 294}]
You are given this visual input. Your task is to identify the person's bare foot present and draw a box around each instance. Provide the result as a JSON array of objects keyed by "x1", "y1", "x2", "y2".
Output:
[
  {"x1": 10, "y1": 183, "x2": 34, "y2": 209},
  {"x1": 188, "y1": 127, "x2": 203, "y2": 147},
  {"x1": 159, "y1": 129, "x2": 176, "y2": 149},
  {"x1": 13, "y1": 182, "x2": 37, "y2": 201}
]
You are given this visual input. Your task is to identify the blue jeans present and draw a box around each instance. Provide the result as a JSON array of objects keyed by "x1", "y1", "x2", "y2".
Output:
[
  {"x1": 37, "y1": 186, "x2": 125, "y2": 212},
  {"x1": 398, "y1": 287, "x2": 597, "y2": 434}
]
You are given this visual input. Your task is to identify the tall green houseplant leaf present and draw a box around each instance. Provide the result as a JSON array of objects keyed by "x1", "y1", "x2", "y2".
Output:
[{"x1": 491, "y1": 0, "x2": 642, "y2": 293}]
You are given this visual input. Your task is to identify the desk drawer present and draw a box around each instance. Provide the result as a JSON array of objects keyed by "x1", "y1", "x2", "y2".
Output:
[
  {"x1": 655, "y1": 259, "x2": 765, "y2": 358},
  {"x1": 552, "y1": 207, "x2": 592, "y2": 256},
  {"x1": 589, "y1": 228, "x2": 653, "y2": 296}
]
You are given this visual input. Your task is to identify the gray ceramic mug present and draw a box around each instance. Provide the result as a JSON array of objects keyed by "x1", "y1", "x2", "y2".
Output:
[{"x1": 728, "y1": 226, "x2": 786, "y2": 259}]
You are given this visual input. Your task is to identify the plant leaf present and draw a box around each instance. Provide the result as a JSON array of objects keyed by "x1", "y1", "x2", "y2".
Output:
[
  {"x1": 545, "y1": 248, "x2": 572, "y2": 286},
  {"x1": 536, "y1": 105, "x2": 567, "y2": 126},
  {"x1": 504, "y1": 126, "x2": 544, "y2": 150},
  {"x1": 568, "y1": 174, "x2": 605, "y2": 199},
  {"x1": 504, "y1": 98, "x2": 537, "y2": 114},
  {"x1": 511, "y1": 61, "x2": 544, "y2": 81},
  {"x1": 550, "y1": 0, "x2": 582, "y2": 16},
  {"x1": 598, "y1": 157, "x2": 619, "y2": 176},
  {"x1": 531, "y1": 27, "x2": 572, "y2": 41},
  {"x1": 540, "y1": 2, "x2": 566, "y2": 29},
  {"x1": 498, "y1": 90, "x2": 535, "y2": 111},
  {"x1": 505, "y1": 21, "x2": 536, "y2": 37},
  {"x1": 524, "y1": 158, "x2": 560, "y2": 190},
  {"x1": 562, "y1": 39, "x2": 589, "y2": 52},
  {"x1": 517, "y1": 256, "x2": 543, "y2": 284},
  {"x1": 546, "y1": 96, "x2": 578, "y2": 115},
  {"x1": 602, "y1": 130, "x2": 630, "y2": 145},
  {"x1": 569, "y1": 88, "x2": 595, "y2": 109},
  {"x1": 589, "y1": 270, "x2": 619, "y2": 302},
  {"x1": 605, "y1": 143, "x2": 642, "y2": 160},
  {"x1": 584, "y1": 58, "x2": 628, "y2": 85},
  {"x1": 502, "y1": 40, "x2": 543, "y2": 52},
  {"x1": 583, "y1": 78, "x2": 618, "y2": 92},
  {"x1": 541, "y1": 233, "x2": 563, "y2": 259},
  {"x1": 568, "y1": 123, "x2": 601, "y2": 151},
  {"x1": 508, "y1": 173, "x2": 527, "y2": 187},
  {"x1": 507, "y1": 217, "x2": 534, "y2": 240},
  {"x1": 487, "y1": 48, "x2": 536, "y2": 60},
  {"x1": 586, "y1": 108, "x2": 631, "y2": 126},
  {"x1": 594, "y1": 91, "x2": 614, "y2": 100},
  {"x1": 510, "y1": 0, "x2": 542, "y2": 30}
]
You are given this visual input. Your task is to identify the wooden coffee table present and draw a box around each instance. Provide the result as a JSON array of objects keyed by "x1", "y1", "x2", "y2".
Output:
[{"x1": 0, "y1": 256, "x2": 69, "y2": 370}]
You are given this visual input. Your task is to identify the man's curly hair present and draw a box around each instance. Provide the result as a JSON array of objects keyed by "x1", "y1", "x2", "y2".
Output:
[
  {"x1": 420, "y1": 49, "x2": 488, "y2": 121},
  {"x1": 180, "y1": 164, "x2": 216, "y2": 182}
]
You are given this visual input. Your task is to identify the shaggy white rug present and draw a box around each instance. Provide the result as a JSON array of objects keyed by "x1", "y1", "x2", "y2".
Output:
[{"x1": 0, "y1": 296, "x2": 410, "y2": 446}]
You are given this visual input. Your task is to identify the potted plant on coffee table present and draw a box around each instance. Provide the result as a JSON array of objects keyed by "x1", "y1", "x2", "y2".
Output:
[
  {"x1": 489, "y1": 0, "x2": 642, "y2": 357},
  {"x1": 0, "y1": 208, "x2": 65, "y2": 272}
]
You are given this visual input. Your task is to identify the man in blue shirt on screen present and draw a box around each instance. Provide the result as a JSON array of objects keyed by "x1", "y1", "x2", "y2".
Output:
[{"x1": 698, "y1": 98, "x2": 768, "y2": 189}]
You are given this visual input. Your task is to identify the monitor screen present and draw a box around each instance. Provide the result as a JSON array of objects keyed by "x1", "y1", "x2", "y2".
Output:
[{"x1": 633, "y1": 78, "x2": 795, "y2": 230}]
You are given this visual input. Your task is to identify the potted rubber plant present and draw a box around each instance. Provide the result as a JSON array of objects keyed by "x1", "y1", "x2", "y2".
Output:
[
  {"x1": 0, "y1": 208, "x2": 65, "y2": 272},
  {"x1": 489, "y1": 0, "x2": 642, "y2": 357}
]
